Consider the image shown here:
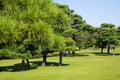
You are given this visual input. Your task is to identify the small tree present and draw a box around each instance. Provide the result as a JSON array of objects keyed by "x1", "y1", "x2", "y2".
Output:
[
  {"x1": 53, "y1": 35, "x2": 65, "y2": 66},
  {"x1": 65, "y1": 38, "x2": 76, "y2": 56},
  {"x1": 97, "y1": 23, "x2": 117, "y2": 54}
]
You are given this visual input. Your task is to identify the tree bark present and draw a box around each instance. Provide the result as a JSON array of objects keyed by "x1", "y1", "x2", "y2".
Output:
[
  {"x1": 107, "y1": 45, "x2": 110, "y2": 54},
  {"x1": 21, "y1": 59, "x2": 25, "y2": 71},
  {"x1": 41, "y1": 54, "x2": 47, "y2": 66},
  {"x1": 72, "y1": 50, "x2": 75, "y2": 56},
  {"x1": 59, "y1": 52, "x2": 63, "y2": 66},
  {"x1": 101, "y1": 47, "x2": 104, "y2": 53},
  {"x1": 26, "y1": 59, "x2": 30, "y2": 68},
  {"x1": 79, "y1": 47, "x2": 81, "y2": 50},
  {"x1": 68, "y1": 51, "x2": 70, "y2": 54},
  {"x1": 113, "y1": 48, "x2": 115, "y2": 56}
]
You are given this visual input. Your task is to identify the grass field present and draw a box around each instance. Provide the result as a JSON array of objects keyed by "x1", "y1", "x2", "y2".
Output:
[{"x1": 0, "y1": 47, "x2": 120, "y2": 80}]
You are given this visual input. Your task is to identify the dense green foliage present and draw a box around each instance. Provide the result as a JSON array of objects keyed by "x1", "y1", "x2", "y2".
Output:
[{"x1": 0, "y1": 0, "x2": 73, "y2": 67}]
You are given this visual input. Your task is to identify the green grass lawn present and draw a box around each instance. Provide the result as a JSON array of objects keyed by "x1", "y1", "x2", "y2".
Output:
[{"x1": 0, "y1": 47, "x2": 120, "y2": 80}]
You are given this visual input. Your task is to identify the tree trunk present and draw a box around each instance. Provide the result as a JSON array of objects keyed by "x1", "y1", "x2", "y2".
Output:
[
  {"x1": 107, "y1": 45, "x2": 110, "y2": 54},
  {"x1": 72, "y1": 50, "x2": 75, "y2": 56},
  {"x1": 101, "y1": 47, "x2": 104, "y2": 53},
  {"x1": 41, "y1": 54, "x2": 47, "y2": 66},
  {"x1": 113, "y1": 48, "x2": 115, "y2": 56},
  {"x1": 59, "y1": 52, "x2": 63, "y2": 66},
  {"x1": 21, "y1": 59, "x2": 25, "y2": 71},
  {"x1": 68, "y1": 51, "x2": 70, "y2": 54},
  {"x1": 26, "y1": 59, "x2": 30, "y2": 68},
  {"x1": 79, "y1": 47, "x2": 81, "y2": 50}
]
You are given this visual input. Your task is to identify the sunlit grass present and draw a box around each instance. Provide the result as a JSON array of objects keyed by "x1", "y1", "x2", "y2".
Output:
[{"x1": 0, "y1": 47, "x2": 120, "y2": 80}]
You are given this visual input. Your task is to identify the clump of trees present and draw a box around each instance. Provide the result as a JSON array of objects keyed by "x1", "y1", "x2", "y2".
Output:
[
  {"x1": 96, "y1": 23, "x2": 119, "y2": 54},
  {"x1": 0, "y1": 0, "x2": 72, "y2": 68},
  {"x1": 0, "y1": 0, "x2": 120, "y2": 70}
]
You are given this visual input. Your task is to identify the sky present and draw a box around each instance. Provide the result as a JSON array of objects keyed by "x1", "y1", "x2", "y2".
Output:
[{"x1": 53, "y1": 0, "x2": 120, "y2": 27}]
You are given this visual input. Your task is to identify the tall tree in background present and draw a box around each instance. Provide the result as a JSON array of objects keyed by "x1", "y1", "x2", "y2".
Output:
[{"x1": 71, "y1": 14, "x2": 98, "y2": 49}]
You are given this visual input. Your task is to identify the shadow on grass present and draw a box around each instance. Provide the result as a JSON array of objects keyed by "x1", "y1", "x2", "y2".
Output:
[
  {"x1": 0, "y1": 63, "x2": 37, "y2": 72},
  {"x1": 69, "y1": 52, "x2": 120, "y2": 57},
  {"x1": 75, "y1": 53, "x2": 89, "y2": 57},
  {"x1": 31, "y1": 61, "x2": 69, "y2": 67},
  {"x1": 92, "y1": 52, "x2": 120, "y2": 56},
  {"x1": 114, "y1": 53, "x2": 120, "y2": 56},
  {"x1": 0, "y1": 61, "x2": 69, "y2": 72},
  {"x1": 48, "y1": 54, "x2": 59, "y2": 57}
]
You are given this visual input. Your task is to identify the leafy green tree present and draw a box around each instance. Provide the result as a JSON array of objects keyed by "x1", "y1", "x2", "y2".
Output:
[
  {"x1": 68, "y1": 12, "x2": 98, "y2": 49},
  {"x1": 53, "y1": 35, "x2": 65, "y2": 66},
  {"x1": 0, "y1": 0, "x2": 79, "y2": 70},
  {"x1": 97, "y1": 23, "x2": 117, "y2": 54},
  {"x1": 0, "y1": 0, "x2": 71, "y2": 67},
  {"x1": 64, "y1": 38, "x2": 76, "y2": 55}
]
